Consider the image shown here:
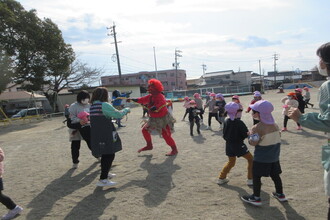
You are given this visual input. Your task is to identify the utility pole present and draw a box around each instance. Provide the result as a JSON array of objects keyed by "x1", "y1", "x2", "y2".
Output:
[
  {"x1": 153, "y1": 47, "x2": 158, "y2": 79},
  {"x1": 173, "y1": 48, "x2": 182, "y2": 90},
  {"x1": 107, "y1": 22, "x2": 122, "y2": 85},
  {"x1": 273, "y1": 53, "x2": 279, "y2": 87},
  {"x1": 201, "y1": 63, "x2": 207, "y2": 76},
  {"x1": 259, "y1": 60, "x2": 263, "y2": 93}
]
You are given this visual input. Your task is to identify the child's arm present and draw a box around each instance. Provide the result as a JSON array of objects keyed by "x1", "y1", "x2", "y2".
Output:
[
  {"x1": 248, "y1": 126, "x2": 260, "y2": 146},
  {"x1": 0, "y1": 148, "x2": 4, "y2": 162}
]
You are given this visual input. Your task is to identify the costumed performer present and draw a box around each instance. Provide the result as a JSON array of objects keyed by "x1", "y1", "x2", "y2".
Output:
[{"x1": 128, "y1": 79, "x2": 178, "y2": 156}]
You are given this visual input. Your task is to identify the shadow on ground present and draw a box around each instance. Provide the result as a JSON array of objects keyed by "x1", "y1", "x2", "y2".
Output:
[{"x1": 119, "y1": 155, "x2": 180, "y2": 207}]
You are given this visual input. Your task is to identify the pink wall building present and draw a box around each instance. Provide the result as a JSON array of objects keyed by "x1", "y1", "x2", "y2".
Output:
[{"x1": 101, "y1": 69, "x2": 187, "y2": 91}]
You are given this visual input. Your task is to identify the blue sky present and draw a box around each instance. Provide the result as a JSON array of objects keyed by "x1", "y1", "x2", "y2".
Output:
[{"x1": 19, "y1": 0, "x2": 330, "y2": 80}]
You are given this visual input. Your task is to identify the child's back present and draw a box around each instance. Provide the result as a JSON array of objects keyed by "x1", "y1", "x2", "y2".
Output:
[{"x1": 223, "y1": 118, "x2": 248, "y2": 143}]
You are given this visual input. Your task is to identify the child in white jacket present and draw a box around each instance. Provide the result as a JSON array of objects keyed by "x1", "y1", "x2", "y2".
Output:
[{"x1": 281, "y1": 92, "x2": 301, "y2": 131}]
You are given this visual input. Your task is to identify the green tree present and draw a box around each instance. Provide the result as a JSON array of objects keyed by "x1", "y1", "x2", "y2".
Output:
[
  {"x1": 0, "y1": 48, "x2": 13, "y2": 94},
  {"x1": 0, "y1": 0, "x2": 103, "y2": 111},
  {"x1": 0, "y1": 0, "x2": 76, "y2": 91}
]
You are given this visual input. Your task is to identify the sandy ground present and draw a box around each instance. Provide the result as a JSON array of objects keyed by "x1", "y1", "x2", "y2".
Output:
[{"x1": 0, "y1": 88, "x2": 327, "y2": 220}]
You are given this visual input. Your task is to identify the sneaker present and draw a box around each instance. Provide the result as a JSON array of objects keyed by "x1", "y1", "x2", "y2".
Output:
[
  {"x1": 272, "y1": 192, "x2": 288, "y2": 202},
  {"x1": 281, "y1": 127, "x2": 287, "y2": 132},
  {"x1": 72, "y1": 163, "x2": 79, "y2": 169},
  {"x1": 108, "y1": 173, "x2": 116, "y2": 179},
  {"x1": 96, "y1": 179, "x2": 117, "y2": 187},
  {"x1": 246, "y1": 179, "x2": 253, "y2": 186},
  {"x1": 297, "y1": 126, "x2": 302, "y2": 130},
  {"x1": 2, "y1": 205, "x2": 23, "y2": 220},
  {"x1": 205, "y1": 126, "x2": 210, "y2": 130},
  {"x1": 241, "y1": 194, "x2": 262, "y2": 206},
  {"x1": 217, "y1": 178, "x2": 229, "y2": 185}
]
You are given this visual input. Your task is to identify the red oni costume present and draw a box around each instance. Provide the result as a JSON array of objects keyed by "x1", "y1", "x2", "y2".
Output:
[{"x1": 134, "y1": 79, "x2": 178, "y2": 156}]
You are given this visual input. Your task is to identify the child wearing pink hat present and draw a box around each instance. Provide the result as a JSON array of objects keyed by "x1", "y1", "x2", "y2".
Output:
[
  {"x1": 241, "y1": 100, "x2": 287, "y2": 206},
  {"x1": 295, "y1": 88, "x2": 306, "y2": 122},
  {"x1": 204, "y1": 93, "x2": 221, "y2": 130},
  {"x1": 215, "y1": 93, "x2": 226, "y2": 130},
  {"x1": 217, "y1": 102, "x2": 253, "y2": 186},
  {"x1": 246, "y1": 91, "x2": 262, "y2": 125},
  {"x1": 188, "y1": 100, "x2": 201, "y2": 136},
  {"x1": 303, "y1": 87, "x2": 314, "y2": 108},
  {"x1": 281, "y1": 92, "x2": 301, "y2": 131},
  {"x1": 193, "y1": 93, "x2": 204, "y2": 122},
  {"x1": 232, "y1": 95, "x2": 243, "y2": 119}
]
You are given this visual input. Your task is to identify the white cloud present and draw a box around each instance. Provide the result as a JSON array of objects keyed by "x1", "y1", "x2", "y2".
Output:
[{"x1": 18, "y1": 0, "x2": 328, "y2": 77}]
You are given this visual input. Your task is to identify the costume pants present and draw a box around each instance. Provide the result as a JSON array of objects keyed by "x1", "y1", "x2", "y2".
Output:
[{"x1": 142, "y1": 125, "x2": 176, "y2": 147}]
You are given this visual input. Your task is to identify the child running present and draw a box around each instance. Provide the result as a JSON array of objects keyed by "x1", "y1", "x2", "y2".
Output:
[
  {"x1": 217, "y1": 102, "x2": 253, "y2": 186},
  {"x1": 215, "y1": 93, "x2": 226, "y2": 130},
  {"x1": 303, "y1": 87, "x2": 314, "y2": 108},
  {"x1": 188, "y1": 100, "x2": 201, "y2": 136},
  {"x1": 193, "y1": 93, "x2": 204, "y2": 123},
  {"x1": 232, "y1": 95, "x2": 243, "y2": 119},
  {"x1": 281, "y1": 92, "x2": 300, "y2": 131},
  {"x1": 0, "y1": 146, "x2": 23, "y2": 220},
  {"x1": 241, "y1": 100, "x2": 287, "y2": 206},
  {"x1": 246, "y1": 91, "x2": 262, "y2": 125},
  {"x1": 204, "y1": 93, "x2": 221, "y2": 130}
]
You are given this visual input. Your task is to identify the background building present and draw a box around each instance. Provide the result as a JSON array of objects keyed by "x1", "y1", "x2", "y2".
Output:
[{"x1": 101, "y1": 69, "x2": 187, "y2": 91}]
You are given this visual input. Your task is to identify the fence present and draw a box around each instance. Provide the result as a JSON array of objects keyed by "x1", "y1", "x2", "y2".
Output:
[{"x1": 164, "y1": 85, "x2": 252, "y2": 99}]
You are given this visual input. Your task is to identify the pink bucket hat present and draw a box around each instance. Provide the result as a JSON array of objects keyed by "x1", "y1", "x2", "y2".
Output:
[
  {"x1": 249, "y1": 100, "x2": 275, "y2": 124},
  {"x1": 210, "y1": 93, "x2": 216, "y2": 97},
  {"x1": 193, "y1": 93, "x2": 200, "y2": 98},
  {"x1": 189, "y1": 100, "x2": 196, "y2": 105},
  {"x1": 225, "y1": 102, "x2": 239, "y2": 121},
  {"x1": 253, "y1": 91, "x2": 261, "y2": 97},
  {"x1": 184, "y1": 96, "x2": 189, "y2": 101},
  {"x1": 295, "y1": 88, "x2": 303, "y2": 93}
]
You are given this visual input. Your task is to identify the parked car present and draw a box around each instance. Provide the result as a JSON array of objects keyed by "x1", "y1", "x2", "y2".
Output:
[
  {"x1": 11, "y1": 108, "x2": 45, "y2": 118},
  {"x1": 5, "y1": 109, "x2": 20, "y2": 117}
]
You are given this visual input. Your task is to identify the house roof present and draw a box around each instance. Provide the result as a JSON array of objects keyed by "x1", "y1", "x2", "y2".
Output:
[
  {"x1": 0, "y1": 91, "x2": 46, "y2": 101},
  {"x1": 203, "y1": 70, "x2": 234, "y2": 77}
]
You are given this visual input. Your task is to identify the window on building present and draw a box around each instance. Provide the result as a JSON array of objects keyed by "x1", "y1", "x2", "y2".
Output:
[
  {"x1": 170, "y1": 73, "x2": 174, "y2": 77},
  {"x1": 126, "y1": 78, "x2": 129, "y2": 80},
  {"x1": 225, "y1": 75, "x2": 230, "y2": 79},
  {"x1": 171, "y1": 82, "x2": 175, "y2": 86}
]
